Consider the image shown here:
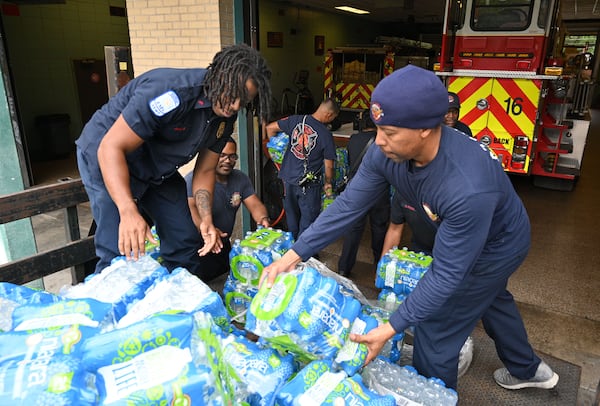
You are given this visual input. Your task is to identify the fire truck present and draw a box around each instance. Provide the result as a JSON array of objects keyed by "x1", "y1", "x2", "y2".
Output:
[
  {"x1": 436, "y1": 0, "x2": 594, "y2": 190},
  {"x1": 323, "y1": 38, "x2": 432, "y2": 112}
]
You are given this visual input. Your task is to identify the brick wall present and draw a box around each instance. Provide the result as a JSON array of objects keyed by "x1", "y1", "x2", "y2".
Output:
[{"x1": 126, "y1": 0, "x2": 233, "y2": 75}]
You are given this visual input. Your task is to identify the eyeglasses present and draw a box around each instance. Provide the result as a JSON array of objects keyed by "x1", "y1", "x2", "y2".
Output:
[{"x1": 219, "y1": 153, "x2": 238, "y2": 161}]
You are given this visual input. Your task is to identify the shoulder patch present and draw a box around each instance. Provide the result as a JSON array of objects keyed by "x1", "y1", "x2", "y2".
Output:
[{"x1": 149, "y1": 90, "x2": 180, "y2": 117}]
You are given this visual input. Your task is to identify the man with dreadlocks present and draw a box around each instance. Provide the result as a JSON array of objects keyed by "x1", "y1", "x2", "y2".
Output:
[{"x1": 76, "y1": 43, "x2": 272, "y2": 279}]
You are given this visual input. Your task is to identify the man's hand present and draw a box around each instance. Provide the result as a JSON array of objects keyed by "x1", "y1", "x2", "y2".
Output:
[
  {"x1": 118, "y1": 205, "x2": 156, "y2": 261},
  {"x1": 349, "y1": 322, "x2": 397, "y2": 366},
  {"x1": 259, "y1": 249, "x2": 302, "y2": 288},
  {"x1": 210, "y1": 228, "x2": 228, "y2": 254},
  {"x1": 323, "y1": 182, "x2": 333, "y2": 198},
  {"x1": 197, "y1": 222, "x2": 220, "y2": 256}
]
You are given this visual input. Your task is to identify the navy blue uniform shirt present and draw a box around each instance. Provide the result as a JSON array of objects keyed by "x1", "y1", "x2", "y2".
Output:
[
  {"x1": 76, "y1": 68, "x2": 235, "y2": 198},
  {"x1": 292, "y1": 126, "x2": 530, "y2": 333}
]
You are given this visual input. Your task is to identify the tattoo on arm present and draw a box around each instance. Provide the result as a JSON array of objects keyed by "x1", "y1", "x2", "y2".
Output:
[{"x1": 194, "y1": 189, "x2": 212, "y2": 218}]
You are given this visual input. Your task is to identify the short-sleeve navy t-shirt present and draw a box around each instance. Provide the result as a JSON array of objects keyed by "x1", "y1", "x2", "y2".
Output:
[
  {"x1": 185, "y1": 169, "x2": 255, "y2": 236},
  {"x1": 276, "y1": 114, "x2": 336, "y2": 184}
]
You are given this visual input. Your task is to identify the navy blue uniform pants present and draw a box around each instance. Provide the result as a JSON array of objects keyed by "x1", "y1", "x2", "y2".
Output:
[
  {"x1": 283, "y1": 182, "x2": 322, "y2": 241},
  {"x1": 78, "y1": 149, "x2": 210, "y2": 278},
  {"x1": 412, "y1": 247, "x2": 541, "y2": 390},
  {"x1": 338, "y1": 191, "x2": 390, "y2": 275}
]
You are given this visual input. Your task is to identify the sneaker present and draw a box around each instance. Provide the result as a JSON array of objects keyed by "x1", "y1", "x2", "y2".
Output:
[{"x1": 494, "y1": 361, "x2": 559, "y2": 390}]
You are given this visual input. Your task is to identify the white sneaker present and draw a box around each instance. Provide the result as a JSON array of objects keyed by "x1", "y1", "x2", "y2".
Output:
[{"x1": 494, "y1": 360, "x2": 559, "y2": 390}]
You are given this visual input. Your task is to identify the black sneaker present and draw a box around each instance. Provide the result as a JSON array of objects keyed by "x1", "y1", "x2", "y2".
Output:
[{"x1": 494, "y1": 361, "x2": 559, "y2": 390}]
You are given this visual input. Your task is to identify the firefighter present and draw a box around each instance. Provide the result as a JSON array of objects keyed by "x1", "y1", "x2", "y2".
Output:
[
  {"x1": 183, "y1": 139, "x2": 270, "y2": 282},
  {"x1": 260, "y1": 65, "x2": 558, "y2": 392},
  {"x1": 264, "y1": 99, "x2": 339, "y2": 240},
  {"x1": 445, "y1": 91, "x2": 473, "y2": 138},
  {"x1": 75, "y1": 44, "x2": 272, "y2": 276}
]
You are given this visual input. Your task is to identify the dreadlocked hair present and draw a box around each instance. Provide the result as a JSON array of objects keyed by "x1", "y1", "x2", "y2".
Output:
[{"x1": 205, "y1": 43, "x2": 272, "y2": 123}]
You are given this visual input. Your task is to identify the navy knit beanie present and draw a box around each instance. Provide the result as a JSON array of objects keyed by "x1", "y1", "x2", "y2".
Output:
[{"x1": 370, "y1": 65, "x2": 448, "y2": 129}]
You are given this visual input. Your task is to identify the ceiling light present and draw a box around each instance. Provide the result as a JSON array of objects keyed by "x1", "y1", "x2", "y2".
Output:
[{"x1": 335, "y1": 6, "x2": 370, "y2": 15}]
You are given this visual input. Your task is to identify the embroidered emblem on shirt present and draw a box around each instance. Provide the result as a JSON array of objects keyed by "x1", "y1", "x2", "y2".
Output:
[
  {"x1": 216, "y1": 122, "x2": 226, "y2": 139},
  {"x1": 290, "y1": 122, "x2": 317, "y2": 160},
  {"x1": 371, "y1": 103, "x2": 384, "y2": 122},
  {"x1": 149, "y1": 90, "x2": 180, "y2": 117},
  {"x1": 422, "y1": 203, "x2": 439, "y2": 222},
  {"x1": 230, "y1": 192, "x2": 242, "y2": 208}
]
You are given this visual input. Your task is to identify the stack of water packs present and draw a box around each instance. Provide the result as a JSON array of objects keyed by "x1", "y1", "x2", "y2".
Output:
[
  {"x1": 375, "y1": 247, "x2": 433, "y2": 309},
  {"x1": 245, "y1": 265, "x2": 363, "y2": 363},
  {"x1": 223, "y1": 227, "x2": 293, "y2": 323}
]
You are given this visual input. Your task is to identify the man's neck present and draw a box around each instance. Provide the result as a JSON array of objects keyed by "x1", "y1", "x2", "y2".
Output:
[{"x1": 216, "y1": 173, "x2": 228, "y2": 183}]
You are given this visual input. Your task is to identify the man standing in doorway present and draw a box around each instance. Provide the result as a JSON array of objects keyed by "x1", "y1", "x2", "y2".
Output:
[{"x1": 265, "y1": 98, "x2": 339, "y2": 240}]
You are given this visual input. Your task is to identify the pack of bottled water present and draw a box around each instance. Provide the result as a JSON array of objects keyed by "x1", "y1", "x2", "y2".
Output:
[
  {"x1": 143, "y1": 225, "x2": 161, "y2": 262},
  {"x1": 375, "y1": 247, "x2": 433, "y2": 296},
  {"x1": 222, "y1": 274, "x2": 258, "y2": 323},
  {"x1": 362, "y1": 358, "x2": 458, "y2": 405},
  {"x1": 60, "y1": 255, "x2": 168, "y2": 321},
  {"x1": 276, "y1": 359, "x2": 396, "y2": 405},
  {"x1": 361, "y1": 304, "x2": 405, "y2": 363},
  {"x1": 116, "y1": 267, "x2": 231, "y2": 333},
  {"x1": 377, "y1": 288, "x2": 406, "y2": 312},
  {"x1": 0, "y1": 282, "x2": 63, "y2": 332},
  {"x1": 245, "y1": 265, "x2": 362, "y2": 362},
  {"x1": 333, "y1": 311, "x2": 379, "y2": 376},
  {"x1": 221, "y1": 333, "x2": 296, "y2": 406},
  {"x1": 333, "y1": 146, "x2": 349, "y2": 191},
  {"x1": 229, "y1": 227, "x2": 294, "y2": 286},
  {"x1": 267, "y1": 131, "x2": 289, "y2": 164},
  {"x1": 225, "y1": 227, "x2": 293, "y2": 321},
  {"x1": 81, "y1": 312, "x2": 231, "y2": 405},
  {"x1": 321, "y1": 193, "x2": 335, "y2": 211}
]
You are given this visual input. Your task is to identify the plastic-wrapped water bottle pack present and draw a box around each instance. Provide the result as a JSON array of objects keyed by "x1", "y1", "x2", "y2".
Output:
[
  {"x1": 267, "y1": 131, "x2": 289, "y2": 164},
  {"x1": 224, "y1": 227, "x2": 294, "y2": 322},
  {"x1": 375, "y1": 247, "x2": 433, "y2": 296},
  {"x1": 362, "y1": 357, "x2": 459, "y2": 406}
]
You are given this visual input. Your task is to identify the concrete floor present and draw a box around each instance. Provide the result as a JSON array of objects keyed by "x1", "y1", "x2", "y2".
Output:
[{"x1": 29, "y1": 111, "x2": 600, "y2": 405}]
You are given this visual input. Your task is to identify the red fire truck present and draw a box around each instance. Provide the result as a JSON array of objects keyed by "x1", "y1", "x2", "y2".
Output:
[{"x1": 436, "y1": 0, "x2": 593, "y2": 190}]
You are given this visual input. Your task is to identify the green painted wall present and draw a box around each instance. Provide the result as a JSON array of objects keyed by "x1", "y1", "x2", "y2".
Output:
[
  {"x1": 0, "y1": 54, "x2": 39, "y2": 287},
  {"x1": 2, "y1": 0, "x2": 130, "y2": 162}
]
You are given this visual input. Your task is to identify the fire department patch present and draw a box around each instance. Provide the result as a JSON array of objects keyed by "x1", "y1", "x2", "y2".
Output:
[
  {"x1": 371, "y1": 103, "x2": 384, "y2": 122},
  {"x1": 149, "y1": 90, "x2": 180, "y2": 117},
  {"x1": 230, "y1": 192, "x2": 242, "y2": 208}
]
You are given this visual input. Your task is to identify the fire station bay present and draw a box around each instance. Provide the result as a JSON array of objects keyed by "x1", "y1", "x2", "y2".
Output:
[{"x1": 0, "y1": 1, "x2": 599, "y2": 406}]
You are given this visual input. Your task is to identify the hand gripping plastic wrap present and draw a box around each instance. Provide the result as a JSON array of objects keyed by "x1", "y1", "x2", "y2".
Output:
[
  {"x1": 275, "y1": 359, "x2": 396, "y2": 406},
  {"x1": 59, "y1": 255, "x2": 168, "y2": 321},
  {"x1": 224, "y1": 227, "x2": 294, "y2": 323},
  {"x1": 375, "y1": 247, "x2": 433, "y2": 296},
  {"x1": 245, "y1": 264, "x2": 362, "y2": 363},
  {"x1": 333, "y1": 312, "x2": 379, "y2": 376},
  {"x1": 221, "y1": 333, "x2": 296, "y2": 406},
  {"x1": 361, "y1": 358, "x2": 458, "y2": 405},
  {"x1": 361, "y1": 305, "x2": 405, "y2": 364},
  {"x1": 267, "y1": 131, "x2": 289, "y2": 164}
]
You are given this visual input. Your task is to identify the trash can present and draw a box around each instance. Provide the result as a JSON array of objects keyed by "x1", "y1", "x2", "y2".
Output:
[{"x1": 35, "y1": 113, "x2": 72, "y2": 160}]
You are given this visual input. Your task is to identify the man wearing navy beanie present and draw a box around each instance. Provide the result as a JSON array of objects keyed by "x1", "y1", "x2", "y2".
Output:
[{"x1": 261, "y1": 65, "x2": 558, "y2": 394}]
